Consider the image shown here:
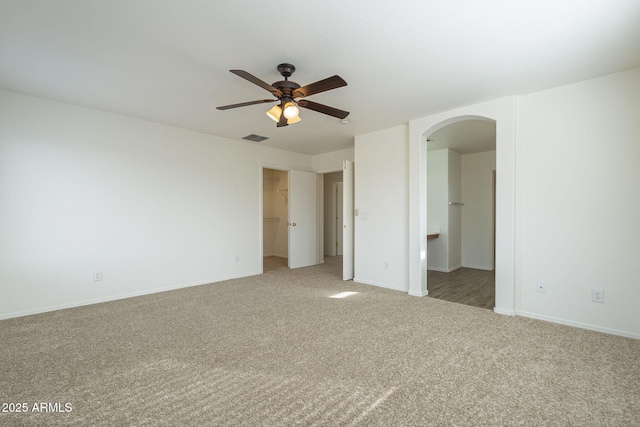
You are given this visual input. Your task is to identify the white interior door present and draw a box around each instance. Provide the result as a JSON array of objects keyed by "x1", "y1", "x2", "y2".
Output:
[
  {"x1": 288, "y1": 170, "x2": 317, "y2": 269},
  {"x1": 342, "y1": 160, "x2": 354, "y2": 280}
]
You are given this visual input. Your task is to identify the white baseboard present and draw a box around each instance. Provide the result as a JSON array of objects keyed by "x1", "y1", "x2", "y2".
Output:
[
  {"x1": 493, "y1": 307, "x2": 515, "y2": 316},
  {"x1": 353, "y1": 277, "x2": 408, "y2": 293},
  {"x1": 429, "y1": 265, "x2": 493, "y2": 272},
  {"x1": 517, "y1": 310, "x2": 640, "y2": 340},
  {"x1": 409, "y1": 289, "x2": 428, "y2": 297},
  {"x1": 264, "y1": 253, "x2": 287, "y2": 259},
  {"x1": 462, "y1": 264, "x2": 494, "y2": 271},
  {"x1": 0, "y1": 271, "x2": 261, "y2": 321},
  {"x1": 353, "y1": 278, "x2": 425, "y2": 296},
  {"x1": 427, "y1": 265, "x2": 463, "y2": 273}
]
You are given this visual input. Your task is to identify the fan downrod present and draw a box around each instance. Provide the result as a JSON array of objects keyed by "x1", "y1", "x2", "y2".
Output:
[{"x1": 277, "y1": 63, "x2": 295, "y2": 79}]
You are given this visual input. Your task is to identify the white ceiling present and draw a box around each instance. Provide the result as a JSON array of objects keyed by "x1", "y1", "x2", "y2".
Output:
[{"x1": 1, "y1": 1, "x2": 639, "y2": 156}]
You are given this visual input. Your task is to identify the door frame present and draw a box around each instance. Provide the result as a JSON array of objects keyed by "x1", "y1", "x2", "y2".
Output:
[
  {"x1": 260, "y1": 165, "x2": 290, "y2": 273},
  {"x1": 408, "y1": 96, "x2": 516, "y2": 315},
  {"x1": 315, "y1": 165, "x2": 355, "y2": 280},
  {"x1": 260, "y1": 164, "x2": 320, "y2": 271}
]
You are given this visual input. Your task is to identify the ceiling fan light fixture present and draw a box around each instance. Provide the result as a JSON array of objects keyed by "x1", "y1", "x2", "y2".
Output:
[
  {"x1": 287, "y1": 115, "x2": 301, "y2": 124},
  {"x1": 266, "y1": 104, "x2": 301, "y2": 125},
  {"x1": 282, "y1": 101, "x2": 299, "y2": 119},
  {"x1": 266, "y1": 105, "x2": 282, "y2": 122}
]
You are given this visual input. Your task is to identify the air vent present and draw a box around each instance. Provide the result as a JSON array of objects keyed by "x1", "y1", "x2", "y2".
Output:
[{"x1": 242, "y1": 134, "x2": 269, "y2": 142}]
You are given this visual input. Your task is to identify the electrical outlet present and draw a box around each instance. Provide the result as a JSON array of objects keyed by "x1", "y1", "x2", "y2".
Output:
[
  {"x1": 93, "y1": 271, "x2": 102, "y2": 282},
  {"x1": 234, "y1": 255, "x2": 240, "y2": 263},
  {"x1": 383, "y1": 261, "x2": 389, "y2": 271},
  {"x1": 592, "y1": 289, "x2": 604, "y2": 303},
  {"x1": 536, "y1": 282, "x2": 546, "y2": 293}
]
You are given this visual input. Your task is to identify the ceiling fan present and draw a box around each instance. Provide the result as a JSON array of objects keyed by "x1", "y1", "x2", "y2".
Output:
[{"x1": 216, "y1": 63, "x2": 349, "y2": 127}]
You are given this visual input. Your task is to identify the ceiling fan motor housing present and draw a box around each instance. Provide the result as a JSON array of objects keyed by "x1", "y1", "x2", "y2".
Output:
[
  {"x1": 272, "y1": 80, "x2": 300, "y2": 103},
  {"x1": 277, "y1": 63, "x2": 296, "y2": 78},
  {"x1": 274, "y1": 64, "x2": 300, "y2": 102}
]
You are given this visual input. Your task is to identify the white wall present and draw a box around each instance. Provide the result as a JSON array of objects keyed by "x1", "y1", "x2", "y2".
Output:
[
  {"x1": 357, "y1": 68, "x2": 638, "y2": 337},
  {"x1": 461, "y1": 151, "x2": 496, "y2": 270},
  {"x1": 426, "y1": 150, "x2": 448, "y2": 271},
  {"x1": 354, "y1": 124, "x2": 409, "y2": 291},
  {"x1": 515, "y1": 68, "x2": 640, "y2": 338},
  {"x1": 313, "y1": 148, "x2": 354, "y2": 173},
  {"x1": 0, "y1": 90, "x2": 312, "y2": 318},
  {"x1": 428, "y1": 149, "x2": 496, "y2": 272},
  {"x1": 4, "y1": 66, "x2": 639, "y2": 338},
  {"x1": 448, "y1": 150, "x2": 462, "y2": 270}
]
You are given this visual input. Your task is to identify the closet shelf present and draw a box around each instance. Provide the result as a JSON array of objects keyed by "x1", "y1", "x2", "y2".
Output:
[
  {"x1": 263, "y1": 177, "x2": 280, "y2": 190},
  {"x1": 278, "y1": 189, "x2": 288, "y2": 200}
]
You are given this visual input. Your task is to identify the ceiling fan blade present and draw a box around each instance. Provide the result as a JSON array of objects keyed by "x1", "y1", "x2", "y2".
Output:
[
  {"x1": 230, "y1": 70, "x2": 282, "y2": 97},
  {"x1": 216, "y1": 99, "x2": 276, "y2": 110},
  {"x1": 293, "y1": 75, "x2": 347, "y2": 98},
  {"x1": 297, "y1": 99, "x2": 349, "y2": 119}
]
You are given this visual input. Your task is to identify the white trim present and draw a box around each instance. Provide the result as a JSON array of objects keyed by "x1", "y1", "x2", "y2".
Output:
[
  {"x1": 517, "y1": 311, "x2": 640, "y2": 340},
  {"x1": 264, "y1": 252, "x2": 288, "y2": 258},
  {"x1": 354, "y1": 278, "x2": 408, "y2": 293},
  {"x1": 426, "y1": 265, "x2": 463, "y2": 273},
  {"x1": 409, "y1": 289, "x2": 428, "y2": 297},
  {"x1": 493, "y1": 307, "x2": 515, "y2": 316},
  {"x1": 461, "y1": 264, "x2": 494, "y2": 271},
  {"x1": 0, "y1": 272, "x2": 261, "y2": 320},
  {"x1": 315, "y1": 167, "x2": 343, "y2": 174}
]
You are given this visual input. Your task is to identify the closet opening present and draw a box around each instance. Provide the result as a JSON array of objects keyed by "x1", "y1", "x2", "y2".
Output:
[{"x1": 263, "y1": 168, "x2": 289, "y2": 272}]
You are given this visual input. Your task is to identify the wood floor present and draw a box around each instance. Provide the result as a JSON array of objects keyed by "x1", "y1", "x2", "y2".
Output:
[
  {"x1": 264, "y1": 257, "x2": 494, "y2": 310},
  {"x1": 427, "y1": 268, "x2": 495, "y2": 310}
]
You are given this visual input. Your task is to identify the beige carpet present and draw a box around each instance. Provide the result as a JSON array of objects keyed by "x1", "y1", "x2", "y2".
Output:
[{"x1": 1, "y1": 256, "x2": 639, "y2": 426}]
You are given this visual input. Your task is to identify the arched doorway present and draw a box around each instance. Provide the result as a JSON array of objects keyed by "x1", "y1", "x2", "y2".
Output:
[
  {"x1": 407, "y1": 97, "x2": 516, "y2": 315},
  {"x1": 425, "y1": 119, "x2": 496, "y2": 309}
]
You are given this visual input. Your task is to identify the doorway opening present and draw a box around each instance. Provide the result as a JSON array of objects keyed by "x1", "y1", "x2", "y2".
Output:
[
  {"x1": 323, "y1": 171, "x2": 344, "y2": 257},
  {"x1": 425, "y1": 119, "x2": 496, "y2": 309},
  {"x1": 317, "y1": 162, "x2": 354, "y2": 281},
  {"x1": 263, "y1": 168, "x2": 289, "y2": 272},
  {"x1": 261, "y1": 164, "x2": 353, "y2": 277}
]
